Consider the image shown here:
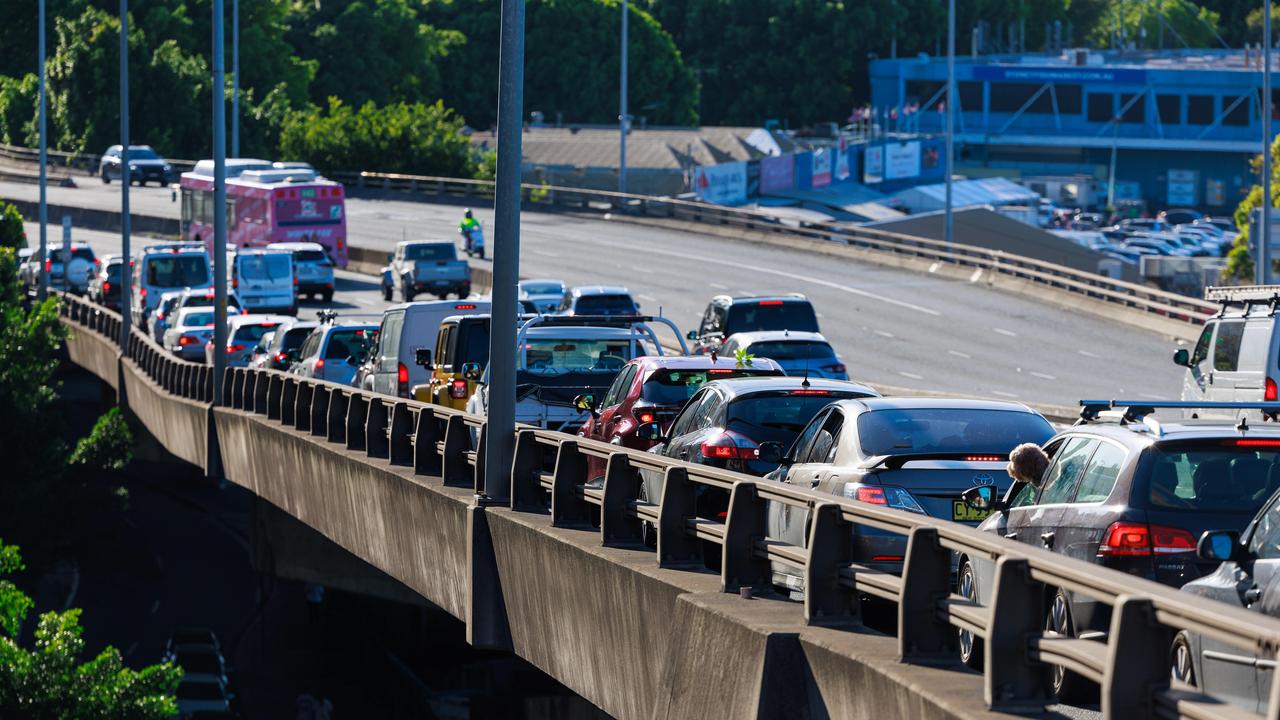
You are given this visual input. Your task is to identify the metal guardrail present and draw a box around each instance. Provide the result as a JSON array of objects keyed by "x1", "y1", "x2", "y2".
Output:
[
  {"x1": 56, "y1": 290, "x2": 1280, "y2": 720},
  {"x1": 0, "y1": 141, "x2": 196, "y2": 175}
]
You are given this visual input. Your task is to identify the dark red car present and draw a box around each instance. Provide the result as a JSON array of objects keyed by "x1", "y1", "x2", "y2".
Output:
[{"x1": 578, "y1": 355, "x2": 784, "y2": 481}]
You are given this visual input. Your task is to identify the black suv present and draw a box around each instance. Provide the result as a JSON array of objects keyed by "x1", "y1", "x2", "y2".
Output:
[
  {"x1": 956, "y1": 400, "x2": 1280, "y2": 701},
  {"x1": 99, "y1": 144, "x2": 174, "y2": 186},
  {"x1": 687, "y1": 294, "x2": 820, "y2": 355}
]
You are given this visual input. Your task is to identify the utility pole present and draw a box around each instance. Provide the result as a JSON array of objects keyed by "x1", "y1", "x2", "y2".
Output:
[
  {"x1": 483, "y1": 0, "x2": 525, "y2": 500},
  {"x1": 619, "y1": 0, "x2": 628, "y2": 194},
  {"x1": 37, "y1": 0, "x2": 47, "y2": 300},
  {"x1": 944, "y1": 0, "x2": 955, "y2": 245},
  {"x1": 231, "y1": 0, "x2": 239, "y2": 157},
  {"x1": 212, "y1": 0, "x2": 228, "y2": 402},
  {"x1": 1264, "y1": 0, "x2": 1273, "y2": 284},
  {"x1": 119, "y1": 0, "x2": 132, "y2": 349}
]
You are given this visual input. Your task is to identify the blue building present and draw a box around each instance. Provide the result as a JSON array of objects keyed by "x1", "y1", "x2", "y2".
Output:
[{"x1": 870, "y1": 49, "x2": 1273, "y2": 214}]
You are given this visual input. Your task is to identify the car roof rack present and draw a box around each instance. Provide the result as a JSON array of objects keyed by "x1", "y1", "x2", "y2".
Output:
[
  {"x1": 1078, "y1": 400, "x2": 1280, "y2": 426},
  {"x1": 1204, "y1": 285, "x2": 1280, "y2": 316},
  {"x1": 143, "y1": 242, "x2": 206, "y2": 254}
]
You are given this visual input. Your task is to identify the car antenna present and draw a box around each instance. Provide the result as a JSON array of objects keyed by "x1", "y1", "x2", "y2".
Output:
[
  {"x1": 710, "y1": 348, "x2": 718, "y2": 363},
  {"x1": 1238, "y1": 416, "x2": 1250, "y2": 433},
  {"x1": 802, "y1": 369, "x2": 811, "y2": 389}
]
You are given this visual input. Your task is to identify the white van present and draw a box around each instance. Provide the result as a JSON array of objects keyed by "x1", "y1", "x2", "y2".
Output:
[
  {"x1": 230, "y1": 249, "x2": 296, "y2": 316},
  {"x1": 132, "y1": 243, "x2": 212, "y2": 329},
  {"x1": 1177, "y1": 286, "x2": 1280, "y2": 418},
  {"x1": 370, "y1": 300, "x2": 492, "y2": 397}
]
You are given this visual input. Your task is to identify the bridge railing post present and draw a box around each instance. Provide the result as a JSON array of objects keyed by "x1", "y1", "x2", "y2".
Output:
[
  {"x1": 1102, "y1": 597, "x2": 1170, "y2": 718},
  {"x1": 266, "y1": 374, "x2": 284, "y2": 419},
  {"x1": 550, "y1": 440, "x2": 591, "y2": 527},
  {"x1": 413, "y1": 407, "x2": 442, "y2": 476},
  {"x1": 985, "y1": 557, "x2": 1050, "y2": 709},
  {"x1": 388, "y1": 401, "x2": 413, "y2": 466},
  {"x1": 600, "y1": 454, "x2": 642, "y2": 546},
  {"x1": 721, "y1": 480, "x2": 769, "y2": 594},
  {"x1": 657, "y1": 466, "x2": 700, "y2": 568},
  {"x1": 804, "y1": 503, "x2": 860, "y2": 627},
  {"x1": 509, "y1": 429, "x2": 545, "y2": 511},
  {"x1": 294, "y1": 381, "x2": 312, "y2": 431},
  {"x1": 326, "y1": 389, "x2": 347, "y2": 444},
  {"x1": 441, "y1": 415, "x2": 471, "y2": 487},
  {"x1": 253, "y1": 371, "x2": 270, "y2": 415},
  {"x1": 346, "y1": 393, "x2": 369, "y2": 451},
  {"x1": 473, "y1": 423, "x2": 487, "y2": 494},
  {"x1": 364, "y1": 396, "x2": 388, "y2": 459},
  {"x1": 228, "y1": 368, "x2": 243, "y2": 408},
  {"x1": 899, "y1": 526, "x2": 956, "y2": 661},
  {"x1": 280, "y1": 377, "x2": 297, "y2": 425}
]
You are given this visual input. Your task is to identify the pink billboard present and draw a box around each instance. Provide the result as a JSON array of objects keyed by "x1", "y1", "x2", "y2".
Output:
[{"x1": 759, "y1": 154, "x2": 794, "y2": 193}]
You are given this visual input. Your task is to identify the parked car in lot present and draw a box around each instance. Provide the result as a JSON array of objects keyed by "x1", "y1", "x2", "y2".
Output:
[
  {"x1": 162, "y1": 308, "x2": 217, "y2": 361},
  {"x1": 762, "y1": 397, "x2": 1053, "y2": 591},
  {"x1": 290, "y1": 321, "x2": 378, "y2": 385},
  {"x1": 954, "y1": 400, "x2": 1280, "y2": 701},
  {"x1": 99, "y1": 144, "x2": 174, "y2": 185},
  {"x1": 1178, "y1": 286, "x2": 1280, "y2": 419},
  {"x1": 518, "y1": 279, "x2": 567, "y2": 314},
  {"x1": 689, "y1": 294, "x2": 820, "y2": 355},
  {"x1": 384, "y1": 241, "x2": 471, "y2": 301},
  {"x1": 267, "y1": 241, "x2": 335, "y2": 302},
  {"x1": 247, "y1": 318, "x2": 318, "y2": 371},
  {"x1": 578, "y1": 354, "x2": 785, "y2": 482},
  {"x1": 132, "y1": 243, "x2": 212, "y2": 329},
  {"x1": 87, "y1": 254, "x2": 125, "y2": 309},
  {"x1": 719, "y1": 331, "x2": 848, "y2": 379},
  {"x1": 556, "y1": 285, "x2": 639, "y2": 317},
  {"x1": 229, "y1": 248, "x2": 296, "y2": 315},
  {"x1": 205, "y1": 314, "x2": 292, "y2": 367},
  {"x1": 369, "y1": 300, "x2": 491, "y2": 397}
]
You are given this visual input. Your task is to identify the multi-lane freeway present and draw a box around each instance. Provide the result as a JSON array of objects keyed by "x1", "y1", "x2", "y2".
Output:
[{"x1": 10, "y1": 177, "x2": 1184, "y2": 408}]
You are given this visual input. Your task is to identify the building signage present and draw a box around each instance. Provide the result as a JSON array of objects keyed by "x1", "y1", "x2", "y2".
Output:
[
  {"x1": 694, "y1": 161, "x2": 748, "y2": 205},
  {"x1": 885, "y1": 141, "x2": 921, "y2": 180},
  {"x1": 759, "y1": 154, "x2": 794, "y2": 193},
  {"x1": 1167, "y1": 169, "x2": 1198, "y2": 206},
  {"x1": 812, "y1": 149, "x2": 832, "y2": 187},
  {"x1": 835, "y1": 138, "x2": 850, "y2": 181},
  {"x1": 973, "y1": 65, "x2": 1147, "y2": 85},
  {"x1": 863, "y1": 145, "x2": 884, "y2": 184},
  {"x1": 1205, "y1": 178, "x2": 1226, "y2": 207}
]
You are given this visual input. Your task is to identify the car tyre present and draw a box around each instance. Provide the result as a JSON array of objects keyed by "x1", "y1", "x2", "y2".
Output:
[
  {"x1": 403, "y1": 283, "x2": 416, "y2": 302},
  {"x1": 382, "y1": 286, "x2": 393, "y2": 302},
  {"x1": 323, "y1": 290, "x2": 334, "y2": 303},
  {"x1": 1046, "y1": 588, "x2": 1097, "y2": 703},
  {"x1": 101, "y1": 167, "x2": 111, "y2": 184},
  {"x1": 1171, "y1": 632, "x2": 1196, "y2": 687},
  {"x1": 957, "y1": 560, "x2": 984, "y2": 671}
]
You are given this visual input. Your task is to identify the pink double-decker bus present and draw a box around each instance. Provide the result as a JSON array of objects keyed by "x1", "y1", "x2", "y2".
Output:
[{"x1": 179, "y1": 159, "x2": 349, "y2": 268}]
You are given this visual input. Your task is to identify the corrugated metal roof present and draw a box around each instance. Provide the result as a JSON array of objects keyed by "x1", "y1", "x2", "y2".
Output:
[{"x1": 469, "y1": 126, "x2": 777, "y2": 170}]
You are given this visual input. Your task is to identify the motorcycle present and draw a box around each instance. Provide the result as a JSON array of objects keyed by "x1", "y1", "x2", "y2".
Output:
[{"x1": 462, "y1": 224, "x2": 485, "y2": 260}]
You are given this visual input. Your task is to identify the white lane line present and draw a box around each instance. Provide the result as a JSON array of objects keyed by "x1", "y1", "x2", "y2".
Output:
[
  {"x1": 993, "y1": 327, "x2": 1017, "y2": 337},
  {"x1": 634, "y1": 266, "x2": 654, "y2": 274},
  {"x1": 991, "y1": 390, "x2": 1019, "y2": 398},
  {"x1": 532, "y1": 250, "x2": 561, "y2": 258},
  {"x1": 710, "y1": 282, "x2": 729, "y2": 290},
  {"x1": 899, "y1": 371, "x2": 924, "y2": 380},
  {"x1": 948, "y1": 350, "x2": 971, "y2": 359},
  {"x1": 352, "y1": 297, "x2": 378, "y2": 307},
  {"x1": 874, "y1": 329, "x2": 895, "y2": 339},
  {"x1": 1078, "y1": 349, "x2": 1100, "y2": 358},
  {"x1": 1030, "y1": 371, "x2": 1057, "y2": 381},
  {"x1": 585, "y1": 238, "x2": 941, "y2": 316},
  {"x1": 638, "y1": 293, "x2": 658, "y2": 303}
]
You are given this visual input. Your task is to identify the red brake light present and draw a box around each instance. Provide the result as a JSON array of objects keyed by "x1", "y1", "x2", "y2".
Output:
[
  {"x1": 293, "y1": 276, "x2": 299, "y2": 286},
  {"x1": 871, "y1": 555, "x2": 904, "y2": 562},
  {"x1": 44, "y1": 259, "x2": 51, "y2": 272},
  {"x1": 699, "y1": 431, "x2": 758, "y2": 460},
  {"x1": 397, "y1": 362, "x2": 410, "y2": 395},
  {"x1": 102, "y1": 281, "x2": 111, "y2": 293},
  {"x1": 275, "y1": 352, "x2": 288, "y2": 362},
  {"x1": 454, "y1": 304, "x2": 477, "y2": 310},
  {"x1": 855, "y1": 487, "x2": 887, "y2": 504},
  {"x1": 1229, "y1": 439, "x2": 1280, "y2": 447},
  {"x1": 261, "y1": 323, "x2": 277, "y2": 328},
  {"x1": 965, "y1": 455, "x2": 1004, "y2": 462},
  {"x1": 758, "y1": 300, "x2": 784, "y2": 306},
  {"x1": 232, "y1": 277, "x2": 238, "y2": 289},
  {"x1": 140, "y1": 288, "x2": 147, "y2": 298},
  {"x1": 449, "y1": 378, "x2": 469, "y2": 399},
  {"x1": 637, "y1": 411, "x2": 655, "y2": 424},
  {"x1": 228, "y1": 343, "x2": 246, "y2": 352},
  {"x1": 1098, "y1": 522, "x2": 1195, "y2": 557},
  {"x1": 1268, "y1": 377, "x2": 1278, "y2": 402},
  {"x1": 791, "y1": 389, "x2": 831, "y2": 396},
  {"x1": 315, "y1": 358, "x2": 325, "y2": 370},
  {"x1": 179, "y1": 336, "x2": 197, "y2": 345}
]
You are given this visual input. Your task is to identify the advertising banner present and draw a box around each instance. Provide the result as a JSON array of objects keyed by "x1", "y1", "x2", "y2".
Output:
[
  {"x1": 759, "y1": 154, "x2": 794, "y2": 193},
  {"x1": 885, "y1": 141, "x2": 921, "y2": 180},
  {"x1": 1167, "y1": 169, "x2": 1198, "y2": 207},
  {"x1": 863, "y1": 145, "x2": 884, "y2": 184},
  {"x1": 694, "y1": 162, "x2": 748, "y2": 205},
  {"x1": 835, "y1": 138, "x2": 850, "y2": 181},
  {"x1": 812, "y1": 149, "x2": 832, "y2": 187}
]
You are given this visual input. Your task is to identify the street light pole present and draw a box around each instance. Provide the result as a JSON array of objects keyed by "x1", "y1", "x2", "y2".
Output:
[
  {"x1": 37, "y1": 0, "x2": 47, "y2": 301},
  {"x1": 231, "y1": 0, "x2": 239, "y2": 158},
  {"x1": 212, "y1": 0, "x2": 228, "y2": 403},
  {"x1": 119, "y1": 0, "x2": 132, "y2": 350},
  {"x1": 1264, "y1": 0, "x2": 1273, "y2": 284},
  {"x1": 944, "y1": 0, "x2": 955, "y2": 245},
  {"x1": 619, "y1": 0, "x2": 628, "y2": 194}
]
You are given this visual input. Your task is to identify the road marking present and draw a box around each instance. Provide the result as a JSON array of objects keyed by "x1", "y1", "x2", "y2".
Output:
[
  {"x1": 633, "y1": 266, "x2": 654, "y2": 274},
  {"x1": 874, "y1": 329, "x2": 895, "y2": 339},
  {"x1": 532, "y1": 249, "x2": 561, "y2": 258},
  {"x1": 899, "y1": 371, "x2": 924, "y2": 380},
  {"x1": 1030, "y1": 371, "x2": 1057, "y2": 381},
  {"x1": 1078, "y1": 349, "x2": 1100, "y2": 358},
  {"x1": 993, "y1": 327, "x2": 1017, "y2": 337},
  {"x1": 709, "y1": 282, "x2": 729, "y2": 290},
  {"x1": 638, "y1": 293, "x2": 658, "y2": 302},
  {"x1": 948, "y1": 350, "x2": 971, "y2": 359},
  {"x1": 991, "y1": 390, "x2": 1019, "y2": 398}
]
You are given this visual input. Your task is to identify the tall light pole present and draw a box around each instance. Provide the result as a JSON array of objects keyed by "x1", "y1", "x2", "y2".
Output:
[
  {"x1": 231, "y1": 0, "x2": 239, "y2": 158},
  {"x1": 119, "y1": 0, "x2": 132, "y2": 349},
  {"x1": 618, "y1": 0, "x2": 628, "y2": 194},
  {"x1": 37, "y1": 0, "x2": 47, "y2": 300},
  {"x1": 1264, "y1": 0, "x2": 1273, "y2": 284},
  {"x1": 944, "y1": 0, "x2": 955, "y2": 245},
  {"x1": 212, "y1": 0, "x2": 229, "y2": 402}
]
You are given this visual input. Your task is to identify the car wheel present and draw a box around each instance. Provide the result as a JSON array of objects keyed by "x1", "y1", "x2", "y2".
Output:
[
  {"x1": 382, "y1": 286, "x2": 392, "y2": 302},
  {"x1": 101, "y1": 168, "x2": 111, "y2": 184},
  {"x1": 1171, "y1": 632, "x2": 1196, "y2": 687},
  {"x1": 957, "y1": 560, "x2": 984, "y2": 671},
  {"x1": 403, "y1": 284, "x2": 415, "y2": 302},
  {"x1": 1046, "y1": 588, "x2": 1096, "y2": 703},
  {"x1": 323, "y1": 290, "x2": 334, "y2": 303}
]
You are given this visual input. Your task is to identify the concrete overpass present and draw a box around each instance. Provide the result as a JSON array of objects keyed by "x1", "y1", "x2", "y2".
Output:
[{"x1": 56, "y1": 292, "x2": 1280, "y2": 720}]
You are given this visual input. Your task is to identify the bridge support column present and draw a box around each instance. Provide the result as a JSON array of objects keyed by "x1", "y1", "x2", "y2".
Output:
[
  {"x1": 364, "y1": 396, "x2": 388, "y2": 459},
  {"x1": 509, "y1": 429, "x2": 544, "y2": 511},
  {"x1": 466, "y1": 504, "x2": 512, "y2": 651},
  {"x1": 441, "y1": 415, "x2": 471, "y2": 487},
  {"x1": 345, "y1": 393, "x2": 368, "y2": 451},
  {"x1": 550, "y1": 440, "x2": 591, "y2": 527},
  {"x1": 281, "y1": 377, "x2": 297, "y2": 425},
  {"x1": 325, "y1": 389, "x2": 346, "y2": 443},
  {"x1": 600, "y1": 454, "x2": 641, "y2": 546},
  {"x1": 414, "y1": 407, "x2": 441, "y2": 476},
  {"x1": 387, "y1": 402, "x2": 413, "y2": 466}
]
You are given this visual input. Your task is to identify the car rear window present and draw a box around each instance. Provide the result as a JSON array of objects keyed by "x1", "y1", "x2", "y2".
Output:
[
  {"x1": 726, "y1": 391, "x2": 861, "y2": 445},
  {"x1": 234, "y1": 323, "x2": 278, "y2": 343},
  {"x1": 239, "y1": 254, "x2": 291, "y2": 280},
  {"x1": 856, "y1": 409, "x2": 1055, "y2": 456},
  {"x1": 725, "y1": 301, "x2": 819, "y2": 334},
  {"x1": 458, "y1": 324, "x2": 491, "y2": 366},
  {"x1": 183, "y1": 312, "x2": 215, "y2": 326},
  {"x1": 177, "y1": 681, "x2": 225, "y2": 701},
  {"x1": 745, "y1": 340, "x2": 834, "y2": 360},
  {"x1": 574, "y1": 294, "x2": 636, "y2": 315},
  {"x1": 50, "y1": 248, "x2": 96, "y2": 262},
  {"x1": 176, "y1": 651, "x2": 221, "y2": 675},
  {"x1": 324, "y1": 328, "x2": 372, "y2": 359},
  {"x1": 146, "y1": 256, "x2": 209, "y2": 287},
  {"x1": 522, "y1": 281, "x2": 563, "y2": 295},
  {"x1": 295, "y1": 250, "x2": 330, "y2": 264},
  {"x1": 642, "y1": 368, "x2": 779, "y2": 405},
  {"x1": 523, "y1": 337, "x2": 641, "y2": 373},
  {"x1": 282, "y1": 327, "x2": 314, "y2": 351},
  {"x1": 1144, "y1": 442, "x2": 1280, "y2": 512},
  {"x1": 405, "y1": 244, "x2": 456, "y2": 261}
]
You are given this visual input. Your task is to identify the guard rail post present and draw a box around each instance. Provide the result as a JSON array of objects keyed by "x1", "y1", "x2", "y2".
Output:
[
  {"x1": 346, "y1": 393, "x2": 368, "y2": 451},
  {"x1": 266, "y1": 374, "x2": 283, "y2": 420},
  {"x1": 509, "y1": 429, "x2": 545, "y2": 511},
  {"x1": 281, "y1": 377, "x2": 298, "y2": 426},
  {"x1": 441, "y1": 415, "x2": 471, "y2": 487},
  {"x1": 414, "y1": 408, "x2": 442, "y2": 476},
  {"x1": 253, "y1": 371, "x2": 270, "y2": 415},
  {"x1": 307, "y1": 384, "x2": 326, "y2": 435},
  {"x1": 365, "y1": 396, "x2": 389, "y2": 459},
  {"x1": 804, "y1": 503, "x2": 860, "y2": 626},
  {"x1": 720, "y1": 481, "x2": 769, "y2": 594},
  {"x1": 898, "y1": 526, "x2": 957, "y2": 661},
  {"x1": 550, "y1": 440, "x2": 591, "y2": 527},
  {"x1": 388, "y1": 402, "x2": 413, "y2": 466},
  {"x1": 1102, "y1": 597, "x2": 1171, "y2": 718},
  {"x1": 294, "y1": 381, "x2": 312, "y2": 432},
  {"x1": 600, "y1": 454, "x2": 642, "y2": 546},
  {"x1": 473, "y1": 422, "x2": 488, "y2": 495},
  {"x1": 656, "y1": 466, "x2": 701, "y2": 568},
  {"x1": 984, "y1": 557, "x2": 1050, "y2": 709},
  {"x1": 326, "y1": 389, "x2": 347, "y2": 444},
  {"x1": 227, "y1": 368, "x2": 241, "y2": 408}
]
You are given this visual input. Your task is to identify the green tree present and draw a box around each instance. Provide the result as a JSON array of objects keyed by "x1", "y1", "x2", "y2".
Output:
[
  {"x1": 1087, "y1": 0, "x2": 1221, "y2": 49},
  {"x1": 0, "y1": 73, "x2": 38, "y2": 147},
  {"x1": 0, "y1": 204, "x2": 25, "y2": 250},
  {"x1": 0, "y1": 541, "x2": 181, "y2": 719}
]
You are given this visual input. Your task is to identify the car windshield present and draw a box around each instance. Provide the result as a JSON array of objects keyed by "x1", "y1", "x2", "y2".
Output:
[
  {"x1": 50, "y1": 248, "x2": 95, "y2": 262},
  {"x1": 522, "y1": 281, "x2": 563, "y2": 295},
  {"x1": 574, "y1": 294, "x2": 636, "y2": 315},
  {"x1": 129, "y1": 146, "x2": 159, "y2": 160},
  {"x1": 177, "y1": 681, "x2": 225, "y2": 701},
  {"x1": 856, "y1": 408, "x2": 1054, "y2": 456},
  {"x1": 233, "y1": 323, "x2": 278, "y2": 343},
  {"x1": 1143, "y1": 443, "x2": 1280, "y2": 512},
  {"x1": 641, "y1": 368, "x2": 778, "y2": 405},
  {"x1": 295, "y1": 249, "x2": 331, "y2": 264},
  {"x1": 146, "y1": 256, "x2": 209, "y2": 288},
  {"x1": 240, "y1": 254, "x2": 291, "y2": 280},
  {"x1": 724, "y1": 301, "x2": 819, "y2": 334},
  {"x1": 745, "y1": 340, "x2": 834, "y2": 360},
  {"x1": 405, "y1": 244, "x2": 455, "y2": 261},
  {"x1": 324, "y1": 328, "x2": 373, "y2": 360},
  {"x1": 725, "y1": 391, "x2": 859, "y2": 444},
  {"x1": 182, "y1": 312, "x2": 215, "y2": 327},
  {"x1": 281, "y1": 327, "x2": 314, "y2": 351},
  {"x1": 522, "y1": 337, "x2": 644, "y2": 374}
]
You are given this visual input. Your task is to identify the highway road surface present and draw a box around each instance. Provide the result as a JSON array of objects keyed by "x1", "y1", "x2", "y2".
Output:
[{"x1": 10, "y1": 177, "x2": 1186, "y2": 408}]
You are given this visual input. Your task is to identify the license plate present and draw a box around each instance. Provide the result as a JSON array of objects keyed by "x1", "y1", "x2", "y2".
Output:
[{"x1": 953, "y1": 501, "x2": 991, "y2": 523}]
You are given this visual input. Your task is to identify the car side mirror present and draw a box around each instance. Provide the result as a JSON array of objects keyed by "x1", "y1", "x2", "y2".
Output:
[
  {"x1": 462, "y1": 362, "x2": 482, "y2": 381},
  {"x1": 415, "y1": 348, "x2": 432, "y2": 367},
  {"x1": 386, "y1": 253, "x2": 394, "y2": 263},
  {"x1": 635, "y1": 422, "x2": 664, "y2": 442},
  {"x1": 756, "y1": 441, "x2": 785, "y2": 465},
  {"x1": 1173, "y1": 348, "x2": 1190, "y2": 367},
  {"x1": 686, "y1": 330, "x2": 697, "y2": 340},
  {"x1": 1197, "y1": 530, "x2": 1242, "y2": 563},
  {"x1": 962, "y1": 485, "x2": 1005, "y2": 513},
  {"x1": 572, "y1": 394, "x2": 598, "y2": 416}
]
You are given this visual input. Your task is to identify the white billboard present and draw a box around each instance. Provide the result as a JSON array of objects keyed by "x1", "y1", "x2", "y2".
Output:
[
  {"x1": 863, "y1": 145, "x2": 884, "y2": 184},
  {"x1": 694, "y1": 162, "x2": 748, "y2": 205},
  {"x1": 884, "y1": 141, "x2": 921, "y2": 180}
]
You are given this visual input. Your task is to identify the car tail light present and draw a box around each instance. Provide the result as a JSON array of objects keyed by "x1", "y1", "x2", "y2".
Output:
[
  {"x1": 1268, "y1": 377, "x2": 1277, "y2": 402},
  {"x1": 275, "y1": 352, "x2": 288, "y2": 363},
  {"x1": 227, "y1": 343, "x2": 246, "y2": 352},
  {"x1": 636, "y1": 410, "x2": 655, "y2": 424},
  {"x1": 1227, "y1": 439, "x2": 1280, "y2": 447},
  {"x1": 449, "y1": 379, "x2": 468, "y2": 399},
  {"x1": 315, "y1": 358, "x2": 325, "y2": 370},
  {"x1": 103, "y1": 281, "x2": 111, "y2": 293},
  {"x1": 140, "y1": 287, "x2": 147, "y2": 298},
  {"x1": 845, "y1": 483, "x2": 927, "y2": 514},
  {"x1": 293, "y1": 276, "x2": 299, "y2": 286},
  {"x1": 397, "y1": 362, "x2": 409, "y2": 396},
  {"x1": 824, "y1": 363, "x2": 847, "y2": 374},
  {"x1": 179, "y1": 336, "x2": 197, "y2": 346},
  {"x1": 790, "y1": 389, "x2": 831, "y2": 396},
  {"x1": 699, "y1": 430, "x2": 758, "y2": 460},
  {"x1": 232, "y1": 277, "x2": 238, "y2": 289},
  {"x1": 872, "y1": 555, "x2": 905, "y2": 562},
  {"x1": 965, "y1": 454, "x2": 1004, "y2": 462},
  {"x1": 1098, "y1": 522, "x2": 1196, "y2": 557},
  {"x1": 44, "y1": 259, "x2": 51, "y2": 272},
  {"x1": 758, "y1": 300, "x2": 783, "y2": 306},
  {"x1": 708, "y1": 368, "x2": 734, "y2": 374},
  {"x1": 337, "y1": 237, "x2": 345, "y2": 250},
  {"x1": 454, "y1": 304, "x2": 477, "y2": 310}
]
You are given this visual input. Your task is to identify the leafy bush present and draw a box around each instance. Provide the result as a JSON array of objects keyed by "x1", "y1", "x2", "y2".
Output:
[
  {"x1": 0, "y1": 203, "x2": 24, "y2": 250},
  {"x1": 69, "y1": 407, "x2": 133, "y2": 473}
]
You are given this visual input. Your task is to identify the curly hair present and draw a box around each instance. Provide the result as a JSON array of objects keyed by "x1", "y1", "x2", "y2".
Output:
[{"x1": 1007, "y1": 443, "x2": 1050, "y2": 485}]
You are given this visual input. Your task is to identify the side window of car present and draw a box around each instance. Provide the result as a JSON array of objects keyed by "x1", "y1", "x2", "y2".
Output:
[
  {"x1": 668, "y1": 390, "x2": 708, "y2": 439},
  {"x1": 789, "y1": 409, "x2": 829, "y2": 463},
  {"x1": 1073, "y1": 441, "x2": 1125, "y2": 503},
  {"x1": 601, "y1": 366, "x2": 634, "y2": 409},
  {"x1": 692, "y1": 390, "x2": 722, "y2": 430},
  {"x1": 435, "y1": 325, "x2": 453, "y2": 368},
  {"x1": 1037, "y1": 437, "x2": 1097, "y2": 505},
  {"x1": 1190, "y1": 321, "x2": 1214, "y2": 373},
  {"x1": 699, "y1": 305, "x2": 717, "y2": 335},
  {"x1": 377, "y1": 312, "x2": 404, "y2": 371},
  {"x1": 1009, "y1": 483, "x2": 1038, "y2": 508},
  {"x1": 807, "y1": 411, "x2": 845, "y2": 464},
  {"x1": 1248, "y1": 499, "x2": 1280, "y2": 559},
  {"x1": 1213, "y1": 320, "x2": 1246, "y2": 372}
]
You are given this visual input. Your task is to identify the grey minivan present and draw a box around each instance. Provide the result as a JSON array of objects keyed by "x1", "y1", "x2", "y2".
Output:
[{"x1": 1177, "y1": 286, "x2": 1280, "y2": 419}]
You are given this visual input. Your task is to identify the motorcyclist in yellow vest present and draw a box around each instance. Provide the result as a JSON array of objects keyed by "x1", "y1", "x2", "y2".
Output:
[{"x1": 459, "y1": 209, "x2": 480, "y2": 237}]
